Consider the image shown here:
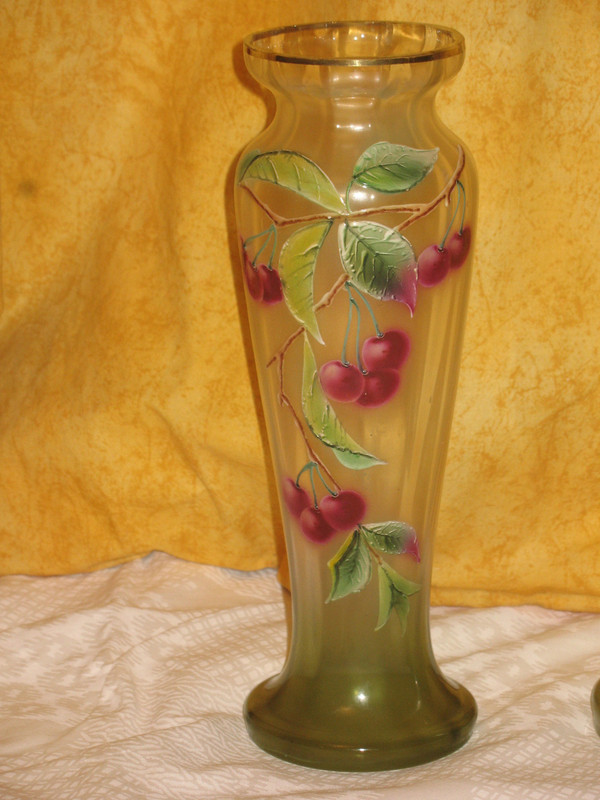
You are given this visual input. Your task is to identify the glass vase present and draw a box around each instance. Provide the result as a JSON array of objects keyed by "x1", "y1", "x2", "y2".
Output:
[{"x1": 234, "y1": 21, "x2": 477, "y2": 771}]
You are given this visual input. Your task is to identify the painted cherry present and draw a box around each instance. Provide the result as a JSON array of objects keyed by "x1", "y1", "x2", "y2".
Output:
[
  {"x1": 320, "y1": 490, "x2": 366, "y2": 532},
  {"x1": 258, "y1": 264, "x2": 283, "y2": 304},
  {"x1": 299, "y1": 506, "x2": 336, "y2": 543},
  {"x1": 447, "y1": 226, "x2": 471, "y2": 270},
  {"x1": 243, "y1": 255, "x2": 263, "y2": 301},
  {"x1": 417, "y1": 244, "x2": 451, "y2": 287},
  {"x1": 282, "y1": 478, "x2": 311, "y2": 519},
  {"x1": 361, "y1": 329, "x2": 410, "y2": 372},
  {"x1": 319, "y1": 360, "x2": 365, "y2": 403},
  {"x1": 357, "y1": 368, "x2": 401, "y2": 408}
]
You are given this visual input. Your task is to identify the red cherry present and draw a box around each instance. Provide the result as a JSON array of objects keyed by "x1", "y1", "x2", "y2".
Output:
[
  {"x1": 361, "y1": 329, "x2": 410, "y2": 372},
  {"x1": 282, "y1": 478, "x2": 311, "y2": 519},
  {"x1": 447, "y1": 226, "x2": 471, "y2": 270},
  {"x1": 357, "y1": 369, "x2": 401, "y2": 407},
  {"x1": 299, "y1": 506, "x2": 336, "y2": 543},
  {"x1": 320, "y1": 490, "x2": 366, "y2": 532},
  {"x1": 319, "y1": 360, "x2": 365, "y2": 403},
  {"x1": 243, "y1": 255, "x2": 263, "y2": 301},
  {"x1": 258, "y1": 264, "x2": 283, "y2": 304},
  {"x1": 417, "y1": 244, "x2": 451, "y2": 287}
]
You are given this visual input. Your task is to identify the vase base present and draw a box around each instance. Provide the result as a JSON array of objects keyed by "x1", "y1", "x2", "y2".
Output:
[
  {"x1": 244, "y1": 670, "x2": 477, "y2": 772},
  {"x1": 592, "y1": 680, "x2": 600, "y2": 736}
]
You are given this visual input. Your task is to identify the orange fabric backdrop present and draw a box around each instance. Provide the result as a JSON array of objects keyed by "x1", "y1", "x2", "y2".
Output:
[{"x1": 0, "y1": 0, "x2": 598, "y2": 610}]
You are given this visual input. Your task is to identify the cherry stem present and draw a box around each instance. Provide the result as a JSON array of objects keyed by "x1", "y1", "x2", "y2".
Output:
[
  {"x1": 255, "y1": 225, "x2": 277, "y2": 268},
  {"x1": 308, "y1": 465, "x2": 319, "y2": 508},
  {"x1": 295, "y1": 461, "x2": 318, "y2": 505},
  {"x1": 349, "y1": 297, "x2": 364, "y2": 372},
  {"x1": 340, "y1": 291, "x2": 354, "y2": 366},
  {"x1": 457, "y1": 180, "x2": 466, "y2": 234},
  {"x1": 295, "y1": 461, "x2": 314, "y2": 486},
  {"x1": 313, "y1": 462, "x2": 337, "y2": 497},
  {"x1": 243, "y1": 227, "x2": 270, "y2": 247},
  {"x1": 346, "y1": 282, "x2": 381, "y2": 338},
  {"x1": 295, "y1": 461, "x2": 336, "y2": 501},
  {"x1": 439, "y1": 183, "x2": 461, "y2": 250},
  {"x1": 243, "y1": 225, "x2": 277, "y2": 268}
]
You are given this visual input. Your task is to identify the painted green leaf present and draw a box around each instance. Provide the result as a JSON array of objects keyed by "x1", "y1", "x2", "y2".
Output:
[
  {"x1": 236, "y1": 149, "x2": 261, "y2": 183},
  {"x1": 360, "y1": 522, "x2": 420, "y2": 561},
  {"x1": 279, "y1": 221, "x2": 332, "y2": 343},
  {"x1": 327, "y1": 530, "x2": 372, "y2": 602},
  {"x1": 338, "y1": 221, "x2": 417, "y2": 309},
  {"x1": 376, "y1": 562, "x2": 420, "y2": 632},
  {"x1": 302, "y1": 336, "x2": 385, "y2": 470},
  {"x1": 352, "y1": 142, "x2": 438, "y2": 193},
  {"x1": 238, "y1": 150, "x2": 346, "y2": 213}
]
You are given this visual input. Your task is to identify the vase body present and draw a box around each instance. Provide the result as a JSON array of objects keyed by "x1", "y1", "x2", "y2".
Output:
[{"x1": 234, "y1": 21, "x2": 477, "y2": 771}]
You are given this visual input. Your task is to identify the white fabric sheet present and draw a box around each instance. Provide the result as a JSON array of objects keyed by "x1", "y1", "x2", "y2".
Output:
[{"x1": 0, "y1": 551, "x2": 598, "y2": 799}]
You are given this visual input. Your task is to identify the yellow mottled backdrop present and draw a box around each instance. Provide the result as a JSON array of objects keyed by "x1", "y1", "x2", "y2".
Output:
[{"x1": 0, "y1": 0, "x2": 598, "y2": 610}]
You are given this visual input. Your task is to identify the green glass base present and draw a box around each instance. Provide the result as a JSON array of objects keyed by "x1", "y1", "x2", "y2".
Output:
[
  {"x1": 592, "y1": 680, "x2": 600, "y2": 736},
  {"x1": 244, "y1": 670, "x2": 477, "y2": 772}
]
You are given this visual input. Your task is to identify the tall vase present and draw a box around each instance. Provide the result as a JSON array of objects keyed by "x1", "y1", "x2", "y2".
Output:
[{"x1": 234, "y1": 21, "x2": 477, "y2": 771}]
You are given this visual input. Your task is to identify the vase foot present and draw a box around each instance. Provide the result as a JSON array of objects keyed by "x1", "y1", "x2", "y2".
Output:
[
  {"x1": 244, "y1": 669, "x2": 477, "y2": 772},
  {"x1": 592, "y1": 680, "x2": 600, "y2": 736}
]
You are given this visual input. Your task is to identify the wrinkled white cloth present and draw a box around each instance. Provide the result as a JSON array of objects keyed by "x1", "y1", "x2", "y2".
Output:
[{"x1": 0, "y1": 552, "x2": 598, "y2": 800}]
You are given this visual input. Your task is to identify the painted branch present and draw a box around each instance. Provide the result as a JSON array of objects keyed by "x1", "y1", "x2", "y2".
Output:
[{"x1": 240, "y1": 146, "x2": 465, "y2": 231}]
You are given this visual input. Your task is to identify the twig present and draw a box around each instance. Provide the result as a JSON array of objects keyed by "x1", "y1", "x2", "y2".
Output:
[
  {"x1": 395, "y1": 146, "x2": 465, "y2": 232},
  {"x1": 280, "y1": 389, "x2": 340, "y2": 492},
  {"x1": 266, "y1": 273, "x2": 347, "y2": 368},
  {"x1": 271, "y1": 334, "x2": 341, "y2": 492}
]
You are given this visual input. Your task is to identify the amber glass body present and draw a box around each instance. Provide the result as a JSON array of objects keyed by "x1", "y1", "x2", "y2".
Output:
[{"x1": 235, "y1": 22, "x2": 477, "y2": 771}]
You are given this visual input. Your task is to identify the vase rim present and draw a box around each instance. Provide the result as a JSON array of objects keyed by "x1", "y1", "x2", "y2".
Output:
[{"x1": 243, "y1": 21, "x2": 464, "y2": 66}]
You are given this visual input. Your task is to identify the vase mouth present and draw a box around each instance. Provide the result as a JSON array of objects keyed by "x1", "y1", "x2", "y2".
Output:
[{"x1": 243, "y1": 21, "x2": 464, "y2": 66}]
